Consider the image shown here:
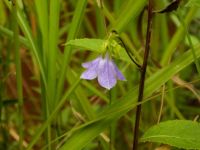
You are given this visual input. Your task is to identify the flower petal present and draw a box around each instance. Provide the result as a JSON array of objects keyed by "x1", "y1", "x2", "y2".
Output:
[
  {"x1": 112, "y1": 62, "x2": 126, "y2": 81},
  {"x1": 82, "y1": 56, "x2": 101, "y2": 68},
  {"x1": 80, "y1": 56, "x2": 101, "y2": 80},
  {"x1": 80, "y1": 69, "x2": 97, "y2": 80},
  {"x1": 97, "y1": 57, "x2": 116, "y2": 90}
]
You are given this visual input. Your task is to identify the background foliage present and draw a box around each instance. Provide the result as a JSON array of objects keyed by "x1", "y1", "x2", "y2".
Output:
[{"x1": 0, "y1": 0, "x2": 200, "y2": 150}]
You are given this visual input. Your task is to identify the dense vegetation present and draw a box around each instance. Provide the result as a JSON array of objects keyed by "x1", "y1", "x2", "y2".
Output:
[{"x1": 0, "y1": 0, "x2": 200, "y2": 149}]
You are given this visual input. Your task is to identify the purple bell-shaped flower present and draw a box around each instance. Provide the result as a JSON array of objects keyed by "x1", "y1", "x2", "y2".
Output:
[{"x1": 81, "y1": 53, "x2": 126, "y2": 89}]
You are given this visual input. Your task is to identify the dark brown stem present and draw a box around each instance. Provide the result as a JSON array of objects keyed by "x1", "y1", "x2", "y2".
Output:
[
  {"x1": 132, "y1": 0, "x2": 153, "y2": 150},
  {"x1": 117, "y1": 35, "x2": 141, "y2": 68}
]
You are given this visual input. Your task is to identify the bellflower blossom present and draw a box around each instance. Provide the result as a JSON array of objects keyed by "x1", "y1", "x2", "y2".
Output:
[{"x1": 80, "y1": 53, "x2": 126, "y2": 89}]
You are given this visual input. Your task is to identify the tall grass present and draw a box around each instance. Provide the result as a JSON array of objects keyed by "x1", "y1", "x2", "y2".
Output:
[{"x1": 0, "y1": 0, "x2": 200, "y2": 150}]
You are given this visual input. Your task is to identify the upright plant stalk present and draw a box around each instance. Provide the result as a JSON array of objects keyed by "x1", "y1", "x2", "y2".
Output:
[
  {"x1": 12, "y1": 1, "x2": 24, "y2": 150},
  {"x1": 47, "y1": 0, "x2": 60, "y2": 149},
  {"x1": 109, "y1": 90, "x2": 113, "y2": 150},
  {"x1": 132, "y1": 0, "x2": 153, "y2": 149},
  {"x1": 177, "y1": 9, "x2": 200, "y2": 75}
]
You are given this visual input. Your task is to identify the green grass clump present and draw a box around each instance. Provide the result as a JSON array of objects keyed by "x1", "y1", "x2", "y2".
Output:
[{"x1": 0, "y1": 0, "x2": 200, "y2": 150}]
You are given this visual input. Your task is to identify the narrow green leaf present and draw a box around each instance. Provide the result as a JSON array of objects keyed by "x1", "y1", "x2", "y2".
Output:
[
  {"x1": 35, "y1": 0, "x2": 48, "y2": 67},
  {"x1": 0, "y1": 26, "x2": 29, "y2": 47},
  {"x1": 113, "y1": 0, "x2": 147, "y2": 32},
  {"x1": 186, "y1": 0, "x2": 200, "y2": 7},
  {"x1": 141, "y1": 120, "x2": 200, "y2": 149},
  {"x1": 161, "y1": 7, "x2": 197, "y2": 65},
  {"x1": 48, "y1": 0, "x2": 60, "y2": 111},
  {"x1": 12, "y1": 3, "x2": 24, "y2": 149},
  {"x1": 0, "y1": 1, "x2": 6, "y2": 25},
  {"x1": 16, "y1": 8, "x2": 47, "y2": 88}
]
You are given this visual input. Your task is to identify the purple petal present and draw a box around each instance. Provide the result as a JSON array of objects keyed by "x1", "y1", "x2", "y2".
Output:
[
  {"x1": 81, "y1": 56, "x2": 101, "y2": 80},
  {"x1": 97, "y1": 57, "x2": 116, "y2": 90},
  {"x1": 112, "y1": 62, "x2": 126, "y2": 81},
  {"x1": 80, "y1": 69, "x2": 97, "y2": 80},
  {"x1": 82, "y1": 56, "x2": 101, "y2": 68}
]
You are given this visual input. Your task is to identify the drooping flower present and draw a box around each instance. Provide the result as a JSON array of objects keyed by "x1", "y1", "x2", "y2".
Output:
[{"x1": 81, "y1": 53, "x2": 126, "y2": 89}]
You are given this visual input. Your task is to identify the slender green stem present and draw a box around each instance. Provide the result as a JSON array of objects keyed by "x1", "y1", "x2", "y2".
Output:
[
  {"x1": 34, "y1": 0, "x2": 51, "y2": 148},
  {"x1": 177, "y1": 8, "x2": 200, "y2": 75},
  {"x1": 16, "y1": 9, "x2": 48, "y2": 89},
  {"x1": 35, "y1": 0, "x2": 48, "y2": 69},
  {"x1": 12, "y1": 1, "x2": 23, "y2": 149},
  {"x1": 109, "y1": 90, "x2": 112, "y2": 150},
  {"x1": 161, "y1": 7, "x2": 197, "y2": 65},
  {"x1": 167, "y1": 81, "x2": 185, "y2": 119},
  {"x1": 157, "y1": 85, "x2": 165, "y2": 123},
  {"x1": 0, "y1": 31, "x2": 6, "y2": 150},
  {"x1": 0, "y1": 26, "x2": 29, "y2": 47},
  {"x1": 47, "y1": 1, "x2": 60, "y2": 149},
  {"x1": 48, "y1": 0, "x2": 60, "y2": 111},
  {"x1": 40, "y1": 79, "x2": 51, "y2": 149},
  {"x1": 115, "y1": 34, "x2": 141, "y2": 68},
  {"x1": 95, "y1": 0, "x2": 106, "y2": 37},
  {"x1": 133, "y1": 0, "x2": 153, "y2": 149}
]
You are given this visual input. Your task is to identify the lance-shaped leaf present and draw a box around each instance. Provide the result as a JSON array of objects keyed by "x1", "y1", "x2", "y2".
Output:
[{"x1": 141, "y1": 120, "x2": 200, "y2": 149}]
